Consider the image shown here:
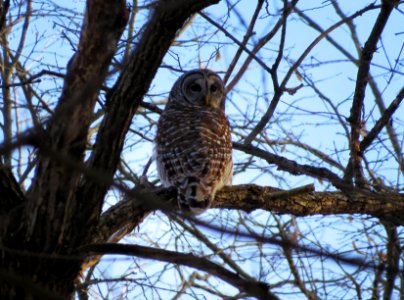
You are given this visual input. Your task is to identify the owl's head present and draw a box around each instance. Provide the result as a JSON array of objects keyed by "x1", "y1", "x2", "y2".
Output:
[{"x1": 169, "y1": 69, "x2": 226, "y2": 110}]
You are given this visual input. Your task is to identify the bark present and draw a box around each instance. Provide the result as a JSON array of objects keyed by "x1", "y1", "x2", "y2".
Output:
[
  {"x1": 0, "y1": 163, "x2": 25, "y2": 216},
  {"x1": 91, "y1": 184, "x2": 404, "y2": 247},
  {"x1": 0, "y1": 0, "x2": 128, "y2": 298},
  {"x1": 25, "y1": 0, "x2": 128, "y2": 250},
  {"x1": 215, "y1": 185, "x2": 404, "y2": 224},
  {"x1": 0, "y1": 1, "x2": 221, "y2": 299}
]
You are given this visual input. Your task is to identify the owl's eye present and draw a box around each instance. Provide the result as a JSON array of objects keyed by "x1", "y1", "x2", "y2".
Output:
[
  {"x1": 190, "y1": 83, "x2": 202, "y2": 92},
  {"x1": 210, "y1": 84, "x2": 218, "y2": 92}
]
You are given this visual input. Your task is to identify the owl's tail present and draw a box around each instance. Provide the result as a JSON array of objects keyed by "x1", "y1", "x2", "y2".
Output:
[{"x1": 177, "y1": 177, "x2": 213, "y2": 214}]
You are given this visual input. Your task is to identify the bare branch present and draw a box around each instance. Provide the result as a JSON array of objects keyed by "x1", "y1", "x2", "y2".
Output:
[
  {"x1": 360, "y1": 87, "x2": 404, "y2": 153},
  {"x1": 223, "y1": 0, "x2": 264, "y2": 85},
  {"x1": 382, "y1": 222, "x2": 400, "y2": 300},
  {"x1": 81, "y1": 243, "x2": 279, "y2": 300},
  {"x1": 345, "y1": 0, "x2": 399, "y2": 186},
  {"x1": 93, "y1": 182, "x2": 404, "y2": 255},
  {"x1": 214, "y1": 185, "x2": 404, "y2": 223},
  {"x1": 234, "y1": 142, "x2": 346, "y2": 189},
  {"x1": 296, "y1": 4, "x2": 404, "y2": 177},
  {"x1": 244, "y1": 3, "x2": 379, "y2": 144}
]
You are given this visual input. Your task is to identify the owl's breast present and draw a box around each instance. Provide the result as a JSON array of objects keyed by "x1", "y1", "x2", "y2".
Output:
[{"x1": 155, "y1": 107, "x2": 232, "y2": 185}]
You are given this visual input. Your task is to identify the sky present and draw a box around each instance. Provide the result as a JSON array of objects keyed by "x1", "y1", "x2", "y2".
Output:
[{"x1": 2, "y1": 0, "x2": 404, "y2": 299}]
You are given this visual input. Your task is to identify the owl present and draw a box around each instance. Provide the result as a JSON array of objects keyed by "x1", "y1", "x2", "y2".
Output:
[{"x1": 155, "y1": 69, "x2": 233, "y2": 214}]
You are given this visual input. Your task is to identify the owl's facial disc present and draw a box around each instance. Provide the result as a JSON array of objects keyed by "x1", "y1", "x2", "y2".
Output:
[{"x1": 182, "y1": 72, "x2": 224, "y2": 109}]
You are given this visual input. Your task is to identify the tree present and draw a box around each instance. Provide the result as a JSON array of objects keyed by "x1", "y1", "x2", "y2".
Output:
[{"x1": 0, "y1": 0, "x2": 403, "y2": 299}]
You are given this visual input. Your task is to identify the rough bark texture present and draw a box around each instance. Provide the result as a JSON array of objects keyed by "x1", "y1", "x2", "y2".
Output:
[
  {"x1": 215, "y1": 185, "x2": 404, "y2": 224},
  {"x1": 0, "y1": 163, "x2": 25, "y2": 215},
  {"x1": 88, "y1": 184, "x2": 404, "y2": 248},
  {"x1": 0, "y1": 1, "x2": 221, "y2": 299},
  {"x1": 0, "y1": 1, "x2": 129, "y2": 298}
]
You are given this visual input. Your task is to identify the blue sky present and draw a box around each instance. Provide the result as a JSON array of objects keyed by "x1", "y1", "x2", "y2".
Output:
[{"x1": 2, "y1": 0, "x2": 404, "y2": 298}]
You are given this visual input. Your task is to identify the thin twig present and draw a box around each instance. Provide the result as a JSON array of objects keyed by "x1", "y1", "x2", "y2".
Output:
[
  {"x1": 81, "y1": 243, "x2": 278, "y2": 300},
  {"x1": 244, "y1": 3, "x2": 378, "y2": 145},
  {"x1": 360, "y1": 86, "x2": 404, "y2": 153}
]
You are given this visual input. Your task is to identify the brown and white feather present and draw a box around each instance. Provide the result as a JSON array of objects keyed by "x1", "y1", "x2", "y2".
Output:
[{"x1": 155, "y1": 69, "x2": 233, "y2": 213}]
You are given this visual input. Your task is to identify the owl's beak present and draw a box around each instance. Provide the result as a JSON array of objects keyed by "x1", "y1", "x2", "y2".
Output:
[
  {"x1": 204, "y1": 77, "x2": 221, "y2": 109},
  {"x1": 204, "y1": 93, "x2": 212, "y2": 106},
  {"x1": 205, "y1": 93, "x2": 219, "y2": 109}
]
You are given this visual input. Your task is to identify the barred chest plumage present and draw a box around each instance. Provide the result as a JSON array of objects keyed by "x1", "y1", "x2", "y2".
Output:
[{"x1": 155, "y1": 69, "x2": 233, "y2": 214}]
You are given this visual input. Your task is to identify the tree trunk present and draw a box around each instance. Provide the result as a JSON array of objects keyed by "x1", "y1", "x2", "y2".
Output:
[
  {"x1": 0, "y1": 1, "x2": 219, "y2": 298},
  {"x1": 0, "y1": 0, "x2": 128, "y2": 297}
]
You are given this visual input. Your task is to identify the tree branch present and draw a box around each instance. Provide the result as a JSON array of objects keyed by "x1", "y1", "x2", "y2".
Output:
[
  {"x1": 214, "y1": 185, "x2": 404, "y2": 223},
  {"x1": 295, "y1": 4, "x2": 404, "y2": 176},
  {"x1": 0, "y1": 162, "x2": 25, "y2": 216},
  {"x1": 382, "y1": 222, "x2": 400, "y2": 300},
  {"x1": 93, "y1": 183, "x2": 404, "y2": 249},
  {"x1": 360, "y1": 86, "x2": 404, "y2": 153},
  {"x1": 244, "y1": 3, "x2": 378, "y2": 145},
  {"x1": 78, "y1": 0, "x2": 220, "y2": 239},
  {"x1": 0, "y1": 269, "x2": 60, "y2": 300},
  {"x1": 81, "y1": 243, "x2": 279, "y2": 300},
  {"x1": 0, "y1": 0, "x2": 10, "y2": 32},
  {"x1": 234, "y1": 142, "x2": 347, "y2": 189},
  {"x1": 26, "y1": 0, "x2": 129, "y2": 247},
  {"x1": 222, "y1": 0, "x2": 264, "y2": 85},
  {"x1": 345, "y1": 0, "x2": 399, "y2": 186}
]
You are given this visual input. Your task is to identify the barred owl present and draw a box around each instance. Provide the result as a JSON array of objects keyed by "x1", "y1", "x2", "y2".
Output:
[{"x1": 155, "y1": 69, "x2": 233, "y2": 214}]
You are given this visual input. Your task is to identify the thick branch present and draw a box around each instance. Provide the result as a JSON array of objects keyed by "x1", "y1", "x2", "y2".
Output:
[
  {"x1": 26, "y1": 0, "x2": 128, "y2": 248},
  {"x1": 214, "y1": 185, "x2": 404, "y2": 222},
  {"x1": 79, "y1": 0, "x2": 220, "y2": 236},
  {"x1": 94, "y1": 184, "x2": 404, "y2": 247},
  {"x1": 0, "y1": 269, "x2": 60, "y2": 300},
  {"x1": 82, "y1": 243, "x2": 278, "y2": 300},
  {"x1": 0, "y1": 0, "x2": 10, "y2": 32},
  {"x1": 90, "y1": 191, "x2": 150, "y2": 245}
]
